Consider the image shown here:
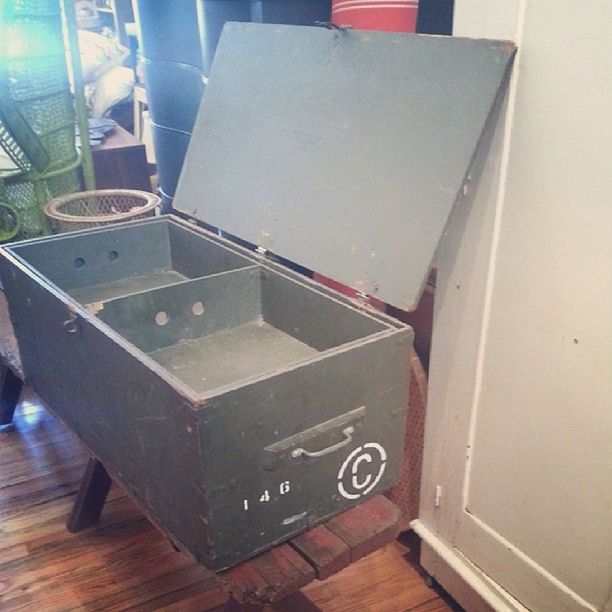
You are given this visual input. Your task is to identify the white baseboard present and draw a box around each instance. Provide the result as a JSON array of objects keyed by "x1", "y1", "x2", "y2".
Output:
[{"x1": 411, "y1": 520, "x2": 528, "y2": 612}]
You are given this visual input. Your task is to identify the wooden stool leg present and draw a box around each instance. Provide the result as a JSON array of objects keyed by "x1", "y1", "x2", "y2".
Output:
[
  {"x1": 0, "y1": 366, "x2": 23, "y2": 426},
  {"x1": 67, "y1": 457, "x2": 112, "y2": 533}
]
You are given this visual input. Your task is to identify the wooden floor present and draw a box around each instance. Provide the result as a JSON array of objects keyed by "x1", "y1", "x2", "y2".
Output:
[{"x1": 0, "y1": 389, "x2": 458, "y2": 611}]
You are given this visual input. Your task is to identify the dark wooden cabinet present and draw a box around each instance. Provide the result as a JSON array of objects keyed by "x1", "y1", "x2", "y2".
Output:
[{"x1": 92, "y1": 125, "x2": 151, "y2": 192}]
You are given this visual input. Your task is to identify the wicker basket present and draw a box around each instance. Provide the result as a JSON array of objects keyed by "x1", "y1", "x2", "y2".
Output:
[{"x1": 45, "y1": 189, "x2": 161, "y2": 233}]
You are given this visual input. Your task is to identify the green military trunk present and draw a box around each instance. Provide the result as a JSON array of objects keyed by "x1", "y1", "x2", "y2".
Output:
[{"x1": 0, "y1": 24, "x2": 514, "y2": 569}]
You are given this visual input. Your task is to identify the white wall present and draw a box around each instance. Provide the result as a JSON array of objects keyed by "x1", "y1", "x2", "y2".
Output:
[{"x1": 416, "y1": 1, "x2": 612, "y2": 609}]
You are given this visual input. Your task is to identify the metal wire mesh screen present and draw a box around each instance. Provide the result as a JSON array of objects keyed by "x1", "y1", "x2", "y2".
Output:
[{"x1": 385, "y1": 351, "x2": 428, "y2": 530}]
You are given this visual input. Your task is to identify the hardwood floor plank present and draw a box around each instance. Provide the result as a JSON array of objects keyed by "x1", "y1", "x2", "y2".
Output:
[
  {"x1": 410, "y1": 597, "x2": 461, "y2": 611},
  {"x1": 0, "y1": 488, "x2": 129, "y2": 551},
  {"x1": 154, "y1": 584, "x2": 228, "y2": 612},
  {"x1": 92, "y1": 566, "x2": 220, "y2": 611},
  {"x1": 301, "y1": 543, "x2": 453, "y2": 612}
]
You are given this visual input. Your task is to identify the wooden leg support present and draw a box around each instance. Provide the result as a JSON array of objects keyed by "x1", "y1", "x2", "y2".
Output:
[
  {"x1": 220, "y1": 496, "x2": 401, "y2": 608},
  {"x1": 67, "y1": 456, "x2": 112, "y2": 533},
  {"x1": 0, "y1": 365, "x2": 23, "y2": 427}
]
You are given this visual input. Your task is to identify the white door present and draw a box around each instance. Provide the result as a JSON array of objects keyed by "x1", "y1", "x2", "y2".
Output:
[{"x1": 414, "y1": 2, "x2": 612, "y2": 610}]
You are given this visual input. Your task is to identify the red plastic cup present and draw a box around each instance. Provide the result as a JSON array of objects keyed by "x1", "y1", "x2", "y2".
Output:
[{"x1": 331, "y1": 0, "x2": 419, "y2": 33}]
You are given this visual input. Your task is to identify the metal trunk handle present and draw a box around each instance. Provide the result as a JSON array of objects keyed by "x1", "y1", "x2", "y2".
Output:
[
  {"x1": 263, "y1": 407, "x2": 365, "y2": 471},
  {"x1": 291, "y1": 426, "x2": 354, "y2": 459}
]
